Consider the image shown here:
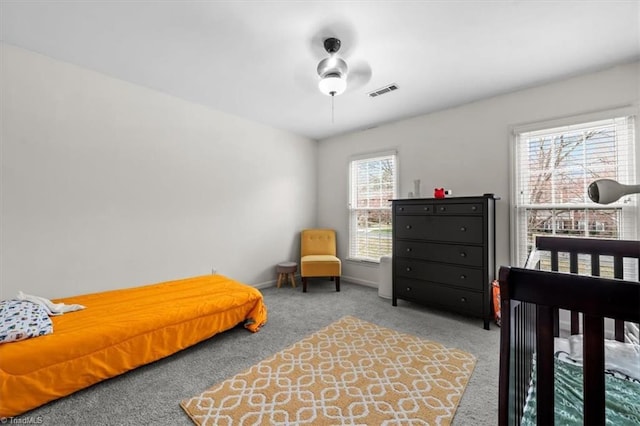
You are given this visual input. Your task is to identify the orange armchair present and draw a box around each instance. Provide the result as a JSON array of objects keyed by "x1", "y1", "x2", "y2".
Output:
[{"x1": 300, "y1": 229, "x2": 341, "y2": 293}]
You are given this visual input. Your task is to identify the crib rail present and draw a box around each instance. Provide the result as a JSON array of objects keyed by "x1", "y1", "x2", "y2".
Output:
[
  {"x1": 499, "y1": 236, "x2": 640, "y2": 426},
  {"x1": 499, "y1": 266, "x2": 640, "y2": 425},
  {"x1": 536, "y1": 236, "x2": 640, "y2": 340}
]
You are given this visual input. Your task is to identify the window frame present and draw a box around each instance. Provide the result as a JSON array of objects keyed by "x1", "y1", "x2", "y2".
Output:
[
  {"x1": 347, "y1": 150, "x2": 398, "y2": 263},
  {"x1": 509, "y1": 107, "x2": 639, "y2": 266}
]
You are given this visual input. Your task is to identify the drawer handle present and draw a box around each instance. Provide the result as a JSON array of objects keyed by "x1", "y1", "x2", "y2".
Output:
[
  {"x1": 471, "y1": 206, "x2": 477, "y2": 211},
  {"x1": 460, "y1": 252, "x2": 467, "y2": 258},
  {"x1": 460, "y1": 297, "x2": 467, "y2": 303},
  {"x1": 440, "y1": 207, "x2": 446, "y2": 212},
  {"x1": 460, "y1": 274, "x2": 466, "y2": 280},
  {"x1": 406, "y1": 267, "x2": 412, "y2": 272},
  {"x1": 406, "y1": 287, "x2": 412, "y2": 292},
  {"x1": 406, "y1": 225, "x2": 412, "y2": 230},
  {"x1": 460, "y1": 226, "x2": 467, "y2": 232},
  {"x1": 406, "y1": 248, "x2": 412, "y2": 252},
  {"x1": 423, "y1": 207, "x2": 429, "y2": 211},
  {"x1": 399, "y1": 207, "x2": 405, "y2": 211}
]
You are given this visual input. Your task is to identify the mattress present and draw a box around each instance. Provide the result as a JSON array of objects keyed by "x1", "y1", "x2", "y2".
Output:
[{"x1": 0, "y1": 274, "x2": 267, "y2": 418}]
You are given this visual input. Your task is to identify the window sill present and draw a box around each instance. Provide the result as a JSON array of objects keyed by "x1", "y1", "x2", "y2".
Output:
[{"x1": 346, "y1": 258, "x2": 382, "y2": 266}]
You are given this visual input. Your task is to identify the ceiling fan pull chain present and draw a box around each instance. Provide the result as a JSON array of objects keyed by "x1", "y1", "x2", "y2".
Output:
[{"x1": 331, "y1": 95, "x2": 335, "y2": 124}]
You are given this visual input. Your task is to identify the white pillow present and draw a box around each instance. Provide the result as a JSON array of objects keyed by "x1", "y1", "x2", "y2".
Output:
[
  {"x1": 0, "y1": 300, "x2": 53, "y2": 344},
  {"x1": 568, "y1": 334, "x2": 640, "y2": 381}
]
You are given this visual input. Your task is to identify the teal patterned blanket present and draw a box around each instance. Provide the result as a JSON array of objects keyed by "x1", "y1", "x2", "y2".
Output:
[{"x1": 521, "y1": 355, "x2": 640, "y2": 425}]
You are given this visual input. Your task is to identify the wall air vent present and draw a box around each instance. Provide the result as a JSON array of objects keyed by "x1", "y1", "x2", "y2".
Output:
[{"x1": 368, "y1": 84, "x2": 398, "y2": 98}]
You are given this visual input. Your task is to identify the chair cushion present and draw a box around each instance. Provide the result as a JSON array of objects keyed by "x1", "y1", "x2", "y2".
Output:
[
  {"x1": 301, "y1": 255, "x2": 341, "y2": 277},
  {"x1": 301, "y1": 230, "x2": 337, "y2": 256}
]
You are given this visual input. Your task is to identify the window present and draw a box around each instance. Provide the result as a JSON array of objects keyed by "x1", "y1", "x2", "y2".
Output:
[
  {"x1": 512, "y1": 111, "x2": 637, "y2": 270},
  {"x1": 348, "y1": 151, "x2": 397, "y2": 262}
]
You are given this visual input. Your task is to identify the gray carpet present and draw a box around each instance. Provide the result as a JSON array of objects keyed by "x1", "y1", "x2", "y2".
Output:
[{"x1": 13, "y1": 280, "x2": 500, "y2": 425}]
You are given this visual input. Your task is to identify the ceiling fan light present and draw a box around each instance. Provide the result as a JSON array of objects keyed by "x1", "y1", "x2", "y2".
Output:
[{"x1": 319, "y1": 75, "x2": 347, "y2": 96}]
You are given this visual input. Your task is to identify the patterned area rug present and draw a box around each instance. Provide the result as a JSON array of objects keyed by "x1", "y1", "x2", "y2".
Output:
[{"x1": 181, "y1": 316, "x2": 476, "y2": 425}]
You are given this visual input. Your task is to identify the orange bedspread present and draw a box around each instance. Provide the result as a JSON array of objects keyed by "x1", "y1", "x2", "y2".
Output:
[{"x1": 0, "y1": 274, "x2": 267, "y2": 418}]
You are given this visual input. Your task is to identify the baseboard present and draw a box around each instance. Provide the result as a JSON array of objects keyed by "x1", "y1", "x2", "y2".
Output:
[
  {"x1": 253, "y1": 275, "x2": 377, "y2": 290},
  {"x1": 341, "y1": 275, "x2": 378, "y2": 289},
  {"x1": 254, "y1": 273, "x2": 303, "y2": 290},
  {"x1": 254, "y1": 280, "x2": 277, "y2": 290}
]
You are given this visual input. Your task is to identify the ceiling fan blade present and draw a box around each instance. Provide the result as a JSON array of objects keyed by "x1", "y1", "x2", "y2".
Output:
[
  {"x1": 346, "y1": 60, "x2": 372, "y2": 91},
  {"x1": 293, "y1": 61, "x2": 320, "y2": 94}
]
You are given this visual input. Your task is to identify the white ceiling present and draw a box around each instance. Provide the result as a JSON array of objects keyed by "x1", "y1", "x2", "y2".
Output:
[{"x1": 1, "y1": 1, "x2": 639, "y2": 140}]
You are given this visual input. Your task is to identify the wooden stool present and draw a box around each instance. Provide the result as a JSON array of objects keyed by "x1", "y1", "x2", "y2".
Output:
[{"x1": 276, "y1": 262, "x2": 297, "y2": 288}]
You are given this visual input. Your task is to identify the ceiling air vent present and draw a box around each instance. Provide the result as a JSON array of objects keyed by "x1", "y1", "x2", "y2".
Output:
[{"x1": 368, "y1": 83, "x2": 398, "y2": 98}]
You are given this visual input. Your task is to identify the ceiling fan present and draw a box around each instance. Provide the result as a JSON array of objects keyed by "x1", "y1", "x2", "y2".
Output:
[
  {"x1": 316, "y1": 37, "x2": 349, "y2": 97},
  {"x1": 314, "y1": 36, "x2": 371, "y2": 97}
]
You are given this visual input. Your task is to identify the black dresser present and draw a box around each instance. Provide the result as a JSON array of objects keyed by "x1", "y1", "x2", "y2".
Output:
[{"x1": 391, "y1": 195, "x2": 497, "y2": 329}]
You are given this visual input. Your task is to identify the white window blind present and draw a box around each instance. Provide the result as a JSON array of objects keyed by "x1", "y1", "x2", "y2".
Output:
[
  {"x1": 512, "y1": 114, "x2": 637, "y2": 272},
  {"x1": 348, "y1": 152, "x2": 397, "y2": 262}
]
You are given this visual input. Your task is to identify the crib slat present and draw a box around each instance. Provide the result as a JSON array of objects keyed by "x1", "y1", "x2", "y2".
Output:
[
  {"x1": 613, "y1": 256, "x2": 626, "y2": 341},
  {"x1": 523, "y1": 302, "x2": 535, "y2": 424},
  {"x1": 498, "y1": 293, "x2": 510, "y2": 426},
  {"x1": 615, "y1": 320, "x2": 625, "y2": 342},
  {"x1": 550, "y1": 250, "x2": 559, "y2": 271},
  {"x1": 536, "y1": 305, "x2": 555, "y2": 425},
  {"x1": 567, "y1": 252, "x2": 580, "y2": 335},
  {"x1": 591, "y1": 254, "x2": 600, "y2": 276},
  {"x1": 583, "y1": 314, "x2": 605, "y2": 425},
  {"x1": 613, "y1": 256, "x2": 623, "y2": 279},
  {"x1": 549, "y1": 250, "x2": 560, "y2": 338},
  {"x1": 517, "y1": 304, "x2": 524, "y2": 423},
  {"x1": 569, "y1": 252, "x2": 578, "y2": 273}
]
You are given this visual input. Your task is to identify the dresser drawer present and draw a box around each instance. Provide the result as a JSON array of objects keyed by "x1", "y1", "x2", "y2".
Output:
[
  {"x1": 394, "y1": 240, "x2": 483, "y2": 267},
  {"x1": 395, "y1": 259, "x2": 483, "y2": 290},
  {"x1": 395, "y1": 215, "x2": 483, "y2": 243},
  {"x1": 395, "y1": 204, "x2": 434, "y2": 215},
  {"x1": 434, "y1": 203, "x2": 483, "y2": 215},
  {"x1": 394, "y1": 278, "x2": 483, "y2": 316}
]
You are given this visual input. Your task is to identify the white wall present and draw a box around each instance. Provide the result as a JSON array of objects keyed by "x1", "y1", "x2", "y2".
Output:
[
  {"x1": 0, "y1": 44, "x2": 317, "y2": 299},
  {"x1": 318, "y1": 61, "x2": 640, "y2": 287},
  {"x1": 2, "y1": 43, "x2": 638, "y2": 299}
]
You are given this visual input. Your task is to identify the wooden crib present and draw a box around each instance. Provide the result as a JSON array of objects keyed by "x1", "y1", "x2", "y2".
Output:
[{"x1": 498, "y1": 236, "x2": 640, "y2": 425}]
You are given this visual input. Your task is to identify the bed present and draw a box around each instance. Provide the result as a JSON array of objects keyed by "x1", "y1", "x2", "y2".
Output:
[
  {"x1": 498, "y1": 236, "x2": 640, "y2": 425},
  {"x1": 0, "y1": 274, "x2": 268, "y2": 418}
]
